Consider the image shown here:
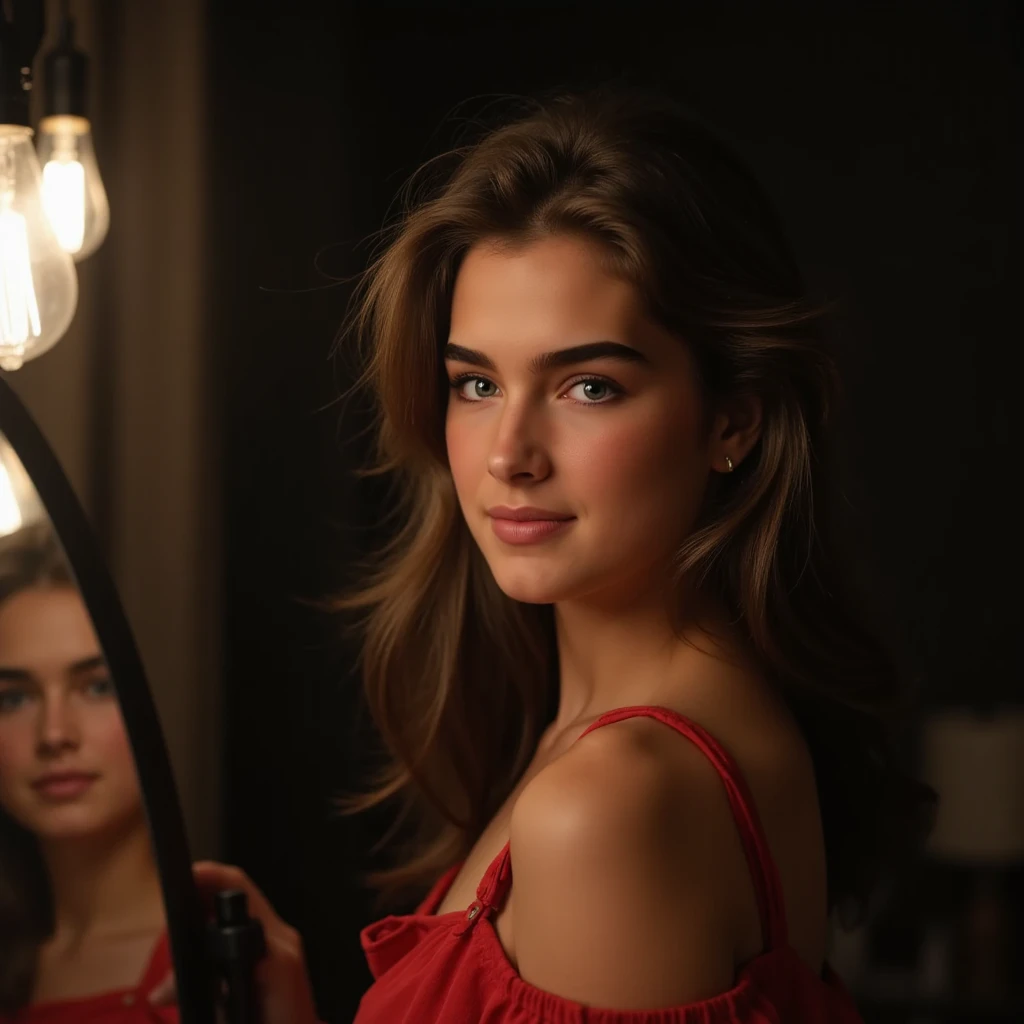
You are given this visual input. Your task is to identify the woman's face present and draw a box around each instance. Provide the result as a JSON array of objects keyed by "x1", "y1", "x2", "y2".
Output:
[
  {"x1": 445, "y1": 234, "x2": 726, "y2": 609},
  {"x1": 0, "y1": 585, "x2": 142, "y2": 841}
]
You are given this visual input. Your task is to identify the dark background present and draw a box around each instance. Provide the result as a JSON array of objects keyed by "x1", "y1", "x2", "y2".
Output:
[{"x1": 206, "y1": 3, "x2": 1020, "y2": 1021}]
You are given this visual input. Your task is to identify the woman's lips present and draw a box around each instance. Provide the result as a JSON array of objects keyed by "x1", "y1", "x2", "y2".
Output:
[
  {"x1": 32, "y1": 774, "x2": 98, "y2": 800},
  {"x1": 489, "y1": 517, "x2": 576, "y2": 545}
]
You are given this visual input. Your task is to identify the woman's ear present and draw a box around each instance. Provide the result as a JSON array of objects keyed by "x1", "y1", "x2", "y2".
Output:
[{"x1": 709, "y1": 394, "x2": 762, "y2": 474}]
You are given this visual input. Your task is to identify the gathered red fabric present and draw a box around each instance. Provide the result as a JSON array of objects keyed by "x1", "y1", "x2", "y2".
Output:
[
  {"x1": 0, "y1": 932, "x2": 177, "y2": 1024},
  {"x1": 355, "y1": 705, "x2": 865, "y2": 1023}
]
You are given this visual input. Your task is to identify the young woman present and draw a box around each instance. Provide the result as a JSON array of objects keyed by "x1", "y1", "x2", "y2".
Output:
[
  {"x1": 179, "y1": 85, "x2": 934, "y2": 1022},
  {"x1": 0, "y1": 524, "x2": 175, "y2": 1023}
]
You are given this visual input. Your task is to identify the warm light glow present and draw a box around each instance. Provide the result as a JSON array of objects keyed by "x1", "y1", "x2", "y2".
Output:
[
  {"x1": 0, "y1": 125, "x2": 78, "y2": 371},
  {"x1": 42, "y1": 158, "x2": 86, "y2": 254},
  {"x1": 0, "y1": 458, "x2": 23, "y2": 536},
  {"x1": 36, "y1": 116, "x2": 109, "y2": 262},
  {"x1": 0, "y1": 204, "x2": 43, "y2": 351},
  {"x1": 0, "y1": 442, "x2": 46, "y2": 538}
]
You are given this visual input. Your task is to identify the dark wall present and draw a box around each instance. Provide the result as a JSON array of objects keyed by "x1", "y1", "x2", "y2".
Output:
[{"x1": 206, "y1": 3, "x2": 1020, "y2": 1020}]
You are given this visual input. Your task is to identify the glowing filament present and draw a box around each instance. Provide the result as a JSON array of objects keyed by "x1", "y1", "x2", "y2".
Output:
[
  {"x1": 0, "y1": 207, "x2": 43, "y2": 350},
  {"x1": 43, "y1": 158, "x2": 87, "y2": 254}
]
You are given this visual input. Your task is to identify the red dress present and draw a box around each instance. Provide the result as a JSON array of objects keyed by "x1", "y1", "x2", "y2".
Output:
[
  {"x1": 0, "y1": 932, "x2": 178, "y2": 1024},
  {"x1": 355, "y1": 705, "x2": 865, "y2": 1023}
]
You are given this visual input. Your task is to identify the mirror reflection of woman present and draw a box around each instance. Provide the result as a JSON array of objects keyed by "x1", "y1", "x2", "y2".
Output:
[{"x1": 0, "y1": 525, "x2": 176, "y2": 1023}]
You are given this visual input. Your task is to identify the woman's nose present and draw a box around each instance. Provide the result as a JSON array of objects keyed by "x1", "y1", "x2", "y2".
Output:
[
  {"x1": 37, "y1": 696, "x2": 79, "y2": 752},
  {"x1": 486, "y1": 402, "x2": 552, "y2": 484}
]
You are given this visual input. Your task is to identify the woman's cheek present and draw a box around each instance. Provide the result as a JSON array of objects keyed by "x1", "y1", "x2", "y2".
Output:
[
  {"x1": 0, "y1": 723, "x2": 30, "y2": 778},
  {"x1": 569, "y1": 413, "x2": 679, "y2": 488},
  {"x1": 446, "y1": 418, "x2": 486, "y2": 490},
  {"x1": 94, "y1": 706, "x2": 135, "y2": 770}
]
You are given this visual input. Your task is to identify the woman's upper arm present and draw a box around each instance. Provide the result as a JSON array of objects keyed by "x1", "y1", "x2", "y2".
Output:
[{"x1": 508, "y1": 723, "x2": 751, "y2": 1010}]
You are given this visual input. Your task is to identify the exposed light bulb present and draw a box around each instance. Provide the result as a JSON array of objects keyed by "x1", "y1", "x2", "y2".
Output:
[
  {"x1": 37, "y1": 113, "x2": 109, "y2": 260},
  {"x1": 0, "y1": 126, "x2": 77, "y2": 371},
  {"x1": 0, "y1": 438, "x2": 46, "y2": 537},
  {"x1": 0, "y1": 459, "x2": 22, "y2": 535}
]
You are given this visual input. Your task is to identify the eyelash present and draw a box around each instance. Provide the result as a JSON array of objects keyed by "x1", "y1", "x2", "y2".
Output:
[
  {"x1": 0, "y1": 689, "x2": 25, "y2": 713},
  {"x1": 447, "y1": 372, "x2": 624, "y2": 405},
  {"x1": 0, "y1": 678, "x2": 113, "y2": 711}
]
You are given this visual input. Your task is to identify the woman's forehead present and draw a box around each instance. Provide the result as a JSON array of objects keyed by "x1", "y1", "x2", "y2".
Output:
[{"x1": 0, "y1": 588, "x2": 101, "y2": 667}]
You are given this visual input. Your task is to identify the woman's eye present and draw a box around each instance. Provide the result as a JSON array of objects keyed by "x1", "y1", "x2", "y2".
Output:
[
  {"x1": 449, "y1": 374, "x2": 621, "y2": 404},
  {"x1": 451, "y1": 376, "x2": 498, "y2": 401},
  {"x1": 84, "y1": 677, "x2": 115, "y2": 699},
  {"x1": 565, "y1": 378, "x2": 620, "y2": 403},
  {"x1": 0, "y1": 688, "x2": 28, "y2": 713}
]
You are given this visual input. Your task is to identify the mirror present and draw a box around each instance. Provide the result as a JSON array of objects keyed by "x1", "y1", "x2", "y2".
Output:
[
  {"x1": 0, "y1": 520, "x2": 173, "y2": 1013},
  {"x1": 0, "y1": 377, "x2": 214, "y2": 1023}
]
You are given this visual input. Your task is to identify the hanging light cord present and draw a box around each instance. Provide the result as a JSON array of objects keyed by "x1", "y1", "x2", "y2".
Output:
[{"x1": 56, "y1": 0, "x2": 75, "y2": 48}]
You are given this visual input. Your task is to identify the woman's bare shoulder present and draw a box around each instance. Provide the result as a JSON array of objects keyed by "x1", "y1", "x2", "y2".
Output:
[
  {"x1": 512, "y1": 638, "x2": 827, "y2": 976},
  {"x1": 651, "y1": 637, "x2": 829, "y2": 966},
  {"x1": 507, "y1": 715, "x2": 749, "y2": 1007}
]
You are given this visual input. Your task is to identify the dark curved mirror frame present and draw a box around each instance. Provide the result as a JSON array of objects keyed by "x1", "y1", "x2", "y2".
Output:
[{"x1": 0, "y1": 374, "x2": 215, "y2": 1024}]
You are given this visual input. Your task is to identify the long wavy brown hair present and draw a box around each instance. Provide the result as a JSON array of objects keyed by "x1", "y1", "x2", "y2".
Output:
[
  {"x1": 0, "y1": 524, "x2": 69, "y2": 1013},
  {"x1": 334, "y1": 84, "x2": 935, "y2": 925}
]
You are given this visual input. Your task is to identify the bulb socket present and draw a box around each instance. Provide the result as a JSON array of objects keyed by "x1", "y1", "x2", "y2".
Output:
[{"x1": 44, "y1": 29, "x2": 88, "y2": 119}]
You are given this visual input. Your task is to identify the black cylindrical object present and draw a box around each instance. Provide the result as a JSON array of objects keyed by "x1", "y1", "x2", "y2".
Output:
[
  {"x1": 206, "y1": 888, "x2": 268, "y2": 1024},
  {"x1": 43, "y1": 16, "x2": 87, "y2": 118}
]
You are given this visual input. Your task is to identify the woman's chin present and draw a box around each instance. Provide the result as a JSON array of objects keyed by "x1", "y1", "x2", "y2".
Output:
[
  {"x1": 29, "y1": 804, "x2": 137, "y2": 842},
  {"x1": 490, "y1": 571, "x2": 573, "y2": 606},
  {"x1": 31, "y1": 818, "x2": 104, "y2": 841}
]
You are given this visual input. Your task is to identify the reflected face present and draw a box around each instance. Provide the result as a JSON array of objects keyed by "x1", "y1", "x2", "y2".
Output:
[
  {"x1": 0, "y1": 585, "x2": 142, "y2": 841},
  {"x1": 445, "y1": 235, "x2": 714, "y2": 609}
]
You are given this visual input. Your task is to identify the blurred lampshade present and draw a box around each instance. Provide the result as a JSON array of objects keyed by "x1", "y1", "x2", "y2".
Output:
[{"x1": 921, "y1": 708, "x2": 1024, "y2": 865}]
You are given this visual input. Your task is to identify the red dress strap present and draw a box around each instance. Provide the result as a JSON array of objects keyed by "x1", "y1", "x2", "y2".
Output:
[
  {"x1": 465, "y1": 704, "x2": 789, "y2": 953},
  {"x1": 577, "y1": 705, "x2": 789, "y2": 951},
  {"x1": 137, "y1": 930, "x2": 174, "y2": 997},
  {"x1": 452, "y1": 841, "x2": 514, "y2": 936}
]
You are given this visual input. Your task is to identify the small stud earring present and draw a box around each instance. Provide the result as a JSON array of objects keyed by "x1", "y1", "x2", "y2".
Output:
[{"x1": 724, "y1": 455, "x2": 734, "y2": 473}]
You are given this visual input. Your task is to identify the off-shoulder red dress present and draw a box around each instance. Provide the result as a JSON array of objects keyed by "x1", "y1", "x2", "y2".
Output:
[
  {"x1": 355, "y1": 705, "x2": 865, "y2": 1023},
  {"x1": 0, "y1": 932, "x2": 176, "y2": 1024}
]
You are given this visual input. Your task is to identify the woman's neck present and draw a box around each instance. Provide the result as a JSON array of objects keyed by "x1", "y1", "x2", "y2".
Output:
[
  {"x1": 551, "y1": 582, "x2": 740, "y2": 730},
  {"x1": 40, "y1": 812, "x2": 165, "y2": 944}
]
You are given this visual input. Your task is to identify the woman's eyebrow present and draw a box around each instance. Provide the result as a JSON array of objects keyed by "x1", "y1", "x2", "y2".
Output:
[
  {"x1": 443, "y1": 340, "x2": 651, "y2": 372},
  {"x1": 69, "y1": 655, "x2": 107, "y2": 676},
  {"x1": 0, "y1": 656, "x2": 106, "y2": 684}
]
